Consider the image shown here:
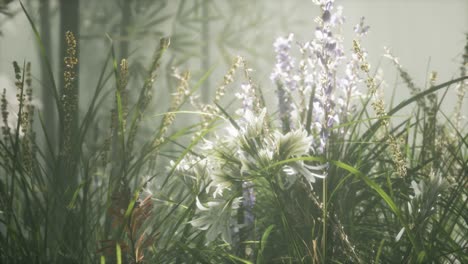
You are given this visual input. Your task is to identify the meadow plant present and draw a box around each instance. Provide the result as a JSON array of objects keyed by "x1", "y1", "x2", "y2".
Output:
[
  {"x1": 168, "y1": 0, "x2": 468, "y2": 263},
  {"x1": 0, "y1": 7, "x2": 182, "y2": 261},
  {"x1": 0, "y1": 1, "x2": 467, "y2": 263}
]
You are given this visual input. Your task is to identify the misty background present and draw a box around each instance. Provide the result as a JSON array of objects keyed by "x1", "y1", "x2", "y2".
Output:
[
  {"x1": 0, "y1": 1, "x2": 467, "y2": 262},
  {"x1": 0, "y1": 0, "x2": 467, "y2": 126}
]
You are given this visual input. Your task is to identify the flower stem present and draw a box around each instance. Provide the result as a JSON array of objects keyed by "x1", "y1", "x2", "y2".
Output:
[{"x1": 322, "y1": 176, "x2": 327, "y2": 263}]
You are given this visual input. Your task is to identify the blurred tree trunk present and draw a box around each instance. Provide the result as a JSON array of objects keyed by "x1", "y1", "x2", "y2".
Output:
[
  {"x1": 39, "y1": 0, "x2": 56, "y2": 154},
  {"x1": 120, "y1": 0, "x2": 132, "y2": 59}
]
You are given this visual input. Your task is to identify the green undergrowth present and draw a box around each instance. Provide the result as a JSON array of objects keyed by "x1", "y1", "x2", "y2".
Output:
[{"x1": 0, "y1": 2, "x2": 467, "y2": 264}]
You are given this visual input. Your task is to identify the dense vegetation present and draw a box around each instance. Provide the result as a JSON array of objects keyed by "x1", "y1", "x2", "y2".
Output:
[{"x1": 0, "y1": 1, "x2": 467, "y2": 263}]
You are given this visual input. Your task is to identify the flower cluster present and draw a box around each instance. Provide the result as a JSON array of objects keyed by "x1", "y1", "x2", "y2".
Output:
[
  {"x1": 271, "y1": 0, "x2": 366, "y2": 154},
  {"x1": 172, "y1": 106, "x2": 327, "y2": 242},
  {"x1": 172, "y1": 0, "x2": 372, "y2": 244}
]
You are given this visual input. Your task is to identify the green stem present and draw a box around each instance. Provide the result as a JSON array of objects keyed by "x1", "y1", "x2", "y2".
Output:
[{"x1": 322, "y1": 177, "x2": 327, "y2": 263}]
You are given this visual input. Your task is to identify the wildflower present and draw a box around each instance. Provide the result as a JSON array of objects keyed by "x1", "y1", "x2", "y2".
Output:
[
  {"x1": 354, "y1": 17, "x2": 370, "y2": 36},
  {"x1": 282, "y1": 162, "x2": 328, "y2": 189},
  {"x1": 190, "y1": 196, "x2": 243, "y2": 243},
  {"x1": 271, "y1": 33, "x2": 296, "y2": 89},
  {"x1": 268, "y1": 0, "x2": 369, "y2": 187},
  {"x1": 274, "y1": 129, "x2": 312, "y2": 159},
  {"x1": 235, "y1": 83, "x2": 255, "y2": 116},
  {"x1": 177, "y1": 0, "x2": 385, "y2": 246},
  {"x1": 61, "y1": 31, "x2": 78, "y2": 158},
  {"x1": 274, "y1": 129, "x2": 328, "y2": 187}
]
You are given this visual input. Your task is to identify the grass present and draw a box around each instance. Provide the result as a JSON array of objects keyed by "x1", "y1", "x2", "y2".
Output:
[{"x1": 0, "y1": 2, "x2": 467, "y2": 264}]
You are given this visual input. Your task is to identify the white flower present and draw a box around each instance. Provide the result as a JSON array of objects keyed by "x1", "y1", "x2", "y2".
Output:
[
  {"x1": 207, "y1": 172, "x2": 233, "y2": 198},
  {"x1": 273, "y1": 129, "x2": 328, "y2": 188},
  {"x1": 274, "y1": 129, "x2": 312, "y2": 159},
  {"x1": 190, "y1": 196, "x2": 243, "y2": 243},
  {"x1": 235, "y1": 83, "x2": 255, "y2": 115}
]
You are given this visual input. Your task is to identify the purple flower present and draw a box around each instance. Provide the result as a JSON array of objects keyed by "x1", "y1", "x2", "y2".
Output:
[
  {"x1": 354, "y1": 17, "x2": 370, "y2": 37},
  {"x1": 271, "y1": 34, "x2": 298, "y2": 92},
  {"x1": 270, "y1": 0, "x2": 366, "y2": 175},
  {"x1": 235, "y1": 83, "x2": 255, "y2": 116}
]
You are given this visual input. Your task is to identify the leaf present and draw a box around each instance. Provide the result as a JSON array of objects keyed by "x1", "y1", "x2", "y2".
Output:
[
  {"x1": 257, "y1": 225, "x2": 275, "y2": 264},
  {"x1": 214, "y1": 102, "x2": 240, "y2": 130},
  {"x1": 116, "y1": 242, "x2": 122, "y2": 264},
  {"x1": 395, "y1": 227, "x2": 405, "y2": 242}
]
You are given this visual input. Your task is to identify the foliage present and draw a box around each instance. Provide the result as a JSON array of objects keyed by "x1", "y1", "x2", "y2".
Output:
[{"x1": 0, "y1": 0, "x2": 467, "y2": 263}]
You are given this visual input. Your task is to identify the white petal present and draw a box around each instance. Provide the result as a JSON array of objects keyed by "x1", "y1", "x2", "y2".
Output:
[
  {"x1": 395, "y1": 227, "x2": 405, "y2": 242},
  {"x1": 196, "y1": 197, "x2": 209, "y2": 211}
]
